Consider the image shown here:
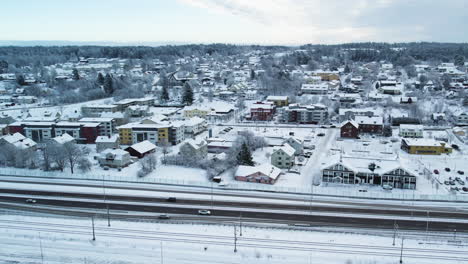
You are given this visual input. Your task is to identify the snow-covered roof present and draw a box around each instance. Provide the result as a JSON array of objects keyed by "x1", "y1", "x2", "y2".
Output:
[
  {"x1": 182, "y1": 138, "x2": 207, "y2": 150},
  {"x1": 266, "y1": 96, "x2": 288, "y2": 101},
  {"x1": 128, "y1": 140, "x2": 156, "y2": 154},
  {"x1": 96, "y1": 134, "x2": 119, "y2": 143},
  {"x1": 235, "y1": 164, "x2": 282, "y2": 180},
  {"x1": 52, "y1": 133, "x2": 75, "y2": 145},
  {"x1": 399, "y1": 124, "x2": 423, "y2": 131},
  {"x1": 402, "y1": 138, "x2": 444, "y2": 147},
  {"x1": 100, "y1": 148, "x2": 129, "y2": 159},
  {"x1": 355, "y1": 116, "x2": 383, "y2": 125},
  {"x1": 1, "y1": 132, "x2": 36, "y2": 150},
  {"x1": 273, "y1": 144, "x2": 296, "y2": 157},
  {"x1": 341, "y1": 120, "x2": 359, "y2": 128}
]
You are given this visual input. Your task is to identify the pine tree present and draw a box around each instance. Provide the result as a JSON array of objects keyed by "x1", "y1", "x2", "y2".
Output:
[
  {"x1": 236, "y1": 142, "x2": 254, "y2": 166},
  {"x1": 182, "y1": 82, "x2": 194, "y2": 105},
  {"x1": 16, "y1": 74, "x2": 25, "y2": 86},
  {"x1": 161, "y1": 85, "x2": 169, "y2": 102},
  {"x1": 96, "y1": 73, "x2": 105, "y2": 86},
  {"x1": 344, "y1": 64, "x2": 351, "y2": 73},
  {"x1": 250, "y1": 69, "x2": 256, "y2": 80},
  {"x1": 72, "y1": 68, "x2": 80, "y2": 80},
  {"x1": 103, "y1": 73, "x2": 114, "y2": 94}
]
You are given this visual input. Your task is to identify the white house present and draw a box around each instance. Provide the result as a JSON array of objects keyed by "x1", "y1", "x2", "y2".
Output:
[
  {"x1": 271, "y1": 144, "x2": 295, "y2": 169},
  {"x1": 96, "y1": 134, "x2": 120, "y2": 153},
  {"x1": 399, "y1": 124, "x2": 423, "y2": 138},
  {"x1": 98, "y1": 148, "x2": 132, "y2": 168}
]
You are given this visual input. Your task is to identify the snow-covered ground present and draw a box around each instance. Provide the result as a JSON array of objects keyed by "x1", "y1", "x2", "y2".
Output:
[{"x1": 1, "y1": 211, "x2": 467, "y2": 264}]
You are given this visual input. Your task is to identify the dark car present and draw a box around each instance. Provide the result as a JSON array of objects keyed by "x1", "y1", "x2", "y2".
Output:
[
  {"x1": 451, "y1": 144, "x2": 459, "y2": 150},
  {"x1": 330, "y1": 125, "x2": 336, "y2": 128},
  {"x1": 317, "y1": 133, "x2": 325, "y2": 137},
  {"x1": 167, "y1": 197, "x2": 177, "y2": 202},
  {"x1": 445, "y1": 168, "x2": 451, "y2": 172},
  {"x1": 433, "y1": 169, "x2": 439, "y2": 174},
  {"x1": 462, "y1": 187, "x2": 468, "y2": 192},
  {"x1": 458, "y1": 170, "x2": 464, "y2": 175}
]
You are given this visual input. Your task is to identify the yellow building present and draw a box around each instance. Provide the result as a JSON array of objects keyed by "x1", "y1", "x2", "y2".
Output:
[
  {"x1": 183, "y1": 106, "x2": 211, "y2": 118},
  {"x1": 401, "y1": 139, "x2": 452, "y2": 155},
  {"x1": 117, "y1": 123, "x2": 134, "y2": 145},
  {"x1": 314, "y1": 71, "x2": 340, "y2": 81},
  {"x1": 266, "y1": 96, "x2": 289, "y2": 107}
]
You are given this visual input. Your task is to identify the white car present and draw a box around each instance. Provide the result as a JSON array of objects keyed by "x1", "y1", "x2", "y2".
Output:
[
  {"x1": 25, "y1": 199, "x2": 36, "y2": 203},
  {"x1": 198, "y1": 210, "x2": 211, "y2": 215},
  {"x1": 382, "y1": 184, "x2": 393, "y2": 190}
]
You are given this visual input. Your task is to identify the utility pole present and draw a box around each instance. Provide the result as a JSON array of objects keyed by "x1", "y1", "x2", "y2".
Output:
[
  {"x1": 399, "y1": 237, "x2": 404, "y2": 263},
  {"x1": 107, "y1": 204, "x2": 111, "y2": 227},
  {"x1": 160, "y1": 241, "x2": 164, "y2": 264},
  {"x1": 39, "y1": 232, "x2": 44, "y2": 264},
  {"x1": 239, "y1": 213, "x2": 243, "y2": 237},
  {"x1": 91, "y1": 216, "x2": 96, "y2": 241},
  {"x1": 211, "y1": 181, "x2": 214, "y2": 209},
  {"x1": 426, "y1": 211, "x2": 430, "y2": 241},
  {"x1": 234, "y1": 225, "x2": 237, "y2": 253},
  {"x1": 393, "y1": 221, "x2": 398, "y2": 246}
]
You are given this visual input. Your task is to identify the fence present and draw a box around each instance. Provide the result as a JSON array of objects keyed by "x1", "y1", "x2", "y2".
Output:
[{"x1": 1, "y1": 168, "x2": 467, "y2": 202}]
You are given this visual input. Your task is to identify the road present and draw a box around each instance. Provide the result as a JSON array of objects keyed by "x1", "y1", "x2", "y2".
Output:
[
  {"x1": 301, "y1": 128, "x2": 338, "y2": 186},
  {"x1": 1, "y1": 187, "x2": 468, "y2": 233}
]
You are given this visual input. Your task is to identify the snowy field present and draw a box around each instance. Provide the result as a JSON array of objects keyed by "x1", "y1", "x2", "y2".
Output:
[{"x1": 1, "y1": 211, "x2": 467, "y2": 264}]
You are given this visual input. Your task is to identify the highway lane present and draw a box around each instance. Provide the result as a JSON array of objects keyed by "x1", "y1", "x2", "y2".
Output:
[
  {"x1": 1, "y1": 188, "x2": 467, "y2": 220},
  {"x1": 0, "y1": 195, "x2": 467, "y2": 233},
  {"x1": 1, "y1": 176, "x2": 465, "y2": 212}
]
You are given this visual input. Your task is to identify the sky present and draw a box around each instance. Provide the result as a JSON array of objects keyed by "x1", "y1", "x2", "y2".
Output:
[{"x1": 2, "y1": 0, "x2": 468, "y2": 45}]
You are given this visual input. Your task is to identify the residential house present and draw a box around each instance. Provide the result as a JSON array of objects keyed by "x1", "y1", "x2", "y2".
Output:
[
  {"x1": 179, "y1": 138, "x2": 208, "y2": 159},
  {"x1": 355, "y1": 116, "x2": 383, "y2": 135},
  {"x1": 96, "y1": 134, "x2": 120, "y2": 153},
  {"x1": 266, "y1": 96, "x2": 289, "y2": 107},
  {"x1": 98, "y1": 148, "x2": 132, "y2": 168},
  {"x1": 340, "y1": 120, "x2": 359, "y2": 138},
  {"x1": 283, "y1": 137, "x2": 303, "y2": 155},
  {"x1": 399, "y1": 125, "x2": 423, "y2": 138},
  {"x1": 235, "y1": 164, "x2": 282, "y2": 184},
  {"x1": 184, "y1": 117, "x2": 207, "y2": 135},
  {"x1": 271, "y1": 144, "x2": 295, "y2": 169},
  {"x1": 300, "y1": 83, "x2": 329, "y2": 95},
  {"x1": 51, "y1": 133, "x2": 75, "y2": 145},
  {"x1": 0, "y1": 132, "x2": 37, "y2": 150}
]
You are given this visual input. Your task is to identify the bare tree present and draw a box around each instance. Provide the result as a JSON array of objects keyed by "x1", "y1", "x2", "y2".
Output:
[
  {"x1": 63, "y1": 142, "x2": 83, "y2": 174},
  {"x1": 138, "y1": 153, "x2": 158, "y2": 177}
]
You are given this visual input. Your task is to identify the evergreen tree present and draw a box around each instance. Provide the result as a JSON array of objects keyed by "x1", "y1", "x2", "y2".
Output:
[
  {"x1": 182, "y1": 82, "x2": 194, "y2": 105},
  {"x1": 454, "y1": 55, "x2": 465, "y2": 67},
  {"x1": 16, "y1": 74, "x2": 25, "y2": 86},
  {"x1": 103, "y1": 73, "x2": 114, "y2": 94},
  {"x1": 96, "y1": 72, "x2": 105, "y2": 86},
  {"x1": 250, "y1": 69, "x2": 256, "y2": 80},
  {"x1": 72, "y1": 68, "x2": 80, "y2": 80},
  {"x1": 344, "y1": 64, "x2": 351, "y2": 73},
  {"x1": 236, "y1": 142, "x2": 254, "y2": 166},
  {"x1": 0, "y1": 60, "x2": 8, "y2": 74},
  {"x1": 161, "y1": 84, "x2": 169, "y2": 102}
]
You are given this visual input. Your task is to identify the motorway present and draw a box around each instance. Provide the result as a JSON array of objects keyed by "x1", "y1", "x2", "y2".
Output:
[{"x1": 1, "y1": 183, "x2": 468, "y2": 234}]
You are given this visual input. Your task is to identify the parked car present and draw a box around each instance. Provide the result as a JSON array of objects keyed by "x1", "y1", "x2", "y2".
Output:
[
  {"x1": 433, "y1": 169, "x2": 439, "y2": 174},
  {"x1": 218, "y1": 182, "x2": 229, "y2": 187},
  {"x1": 330, "y1": 125, "x2": 336, "y2": 128},
  {"x1": 167, "y1": 197, "x2": 177, "y2": 202},
  {"x1": 462, "y1": 187, "x2": 468, "y2": 192},
  {"x1": 458, "y1": 180, "x2": 465, "y2": 185},
  {"x1": 449, "y1": 181, "x2": 456, "y2": 185},
  {"x1": 445, "y1": 168, "x2": 451, "y2": 172},
  {"x1": 358, "y1": 189, "x2": 368, "y2": 192},
  {"x1": 317, "y1": 133, "x2": 325, "y2": 137},
  {"x1": 444, "y1": 181, "x2": 450, "y2": 185},
  {"x1": 158, "y1": 214, "x2": 170, "y2": 219},
  {"x1": 457, "y1": 170, "x2": 464, "y2": 175},
  {"x1": 25, "y1": 199, "x2": 36, "y2": 203},
  {"x1": 382, "y1": 185, "x2": 393, "y2": 190},
  {"x1": 198, "y1": 210, "x2": 211, "y2": 215},
  {"x1": 451, "y1": 144, "x2": 459, "y2": 150}
]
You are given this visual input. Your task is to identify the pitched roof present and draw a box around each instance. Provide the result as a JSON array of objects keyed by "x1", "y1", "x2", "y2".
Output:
[
  {"x1": 128, "y1": 140, "x2": 156, "y2": 154},
  {"x1": 236, "y1": 164, "x2": 282, "y2": 180},
  {"x1": 273, "y1": 144, "x2": 296, "y2": 157}
]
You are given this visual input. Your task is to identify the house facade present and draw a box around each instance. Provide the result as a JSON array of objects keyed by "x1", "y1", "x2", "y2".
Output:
[
  {"x1": 271, "y1": 145, "x2": 295, "y2": 169},
  {"x1": 340, "y1": 120, "x2": 359, "y2": 138},
  {"x1": 235, "y1": 164, "x2": 282, "y2": 184}
]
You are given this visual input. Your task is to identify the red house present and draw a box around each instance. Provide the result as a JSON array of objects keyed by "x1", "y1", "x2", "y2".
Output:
[
  {"x1": 340, "y1": 120, "x2": 359, "y2": 138},
  {"x1": 355, "y1": 116, "x2": 384, "y2": 135},
  {"x1": 249, "y1": 102, "x2": 275, "y2": 121}
]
